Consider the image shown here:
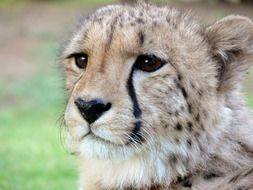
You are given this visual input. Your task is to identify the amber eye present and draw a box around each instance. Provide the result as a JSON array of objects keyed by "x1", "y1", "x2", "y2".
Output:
[
  {"x1": 134, "y1": 54, "x2": 165, "y2": 72},
  {"x1": 73, "y1": 53, "x2": 88, "y2": 69}
]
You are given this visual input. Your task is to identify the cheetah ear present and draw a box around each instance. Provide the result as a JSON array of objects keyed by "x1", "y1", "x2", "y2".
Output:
[{"x1": 205, "y1": 15, "x2": 253, "y2": 93}]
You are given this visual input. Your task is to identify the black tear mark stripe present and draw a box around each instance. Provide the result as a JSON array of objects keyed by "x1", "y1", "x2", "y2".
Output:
[
  {"x1": 127, "y1": 66, "x2": 143, "y2": 144},
  {"x1": 130, "y1": 121, "x2": 142, "y2": 144},
  {"x1": 127, "y1": 67, "x2": 142, "y2": 118}
]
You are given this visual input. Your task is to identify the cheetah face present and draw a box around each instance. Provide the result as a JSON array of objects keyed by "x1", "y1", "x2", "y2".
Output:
[
  {"x1": 61, "y1": 4, "x2": 253, "y2": 160},
  {"x1": 62, "y1": 5, "x2": 217, "y2": 159}
]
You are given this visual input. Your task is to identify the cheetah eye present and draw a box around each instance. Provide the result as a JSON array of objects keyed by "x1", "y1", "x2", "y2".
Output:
[
  {"x1": 72, "y1": 53, "x2": 88, "y2": 69},
  {"x1": 134, "y1": 54, "x2": 165, "y2": 72}
]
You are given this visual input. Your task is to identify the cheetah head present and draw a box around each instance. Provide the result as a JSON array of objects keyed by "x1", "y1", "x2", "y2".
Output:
[{"x1": 61, "y1": 3, "x2": 253, "y2": 165}]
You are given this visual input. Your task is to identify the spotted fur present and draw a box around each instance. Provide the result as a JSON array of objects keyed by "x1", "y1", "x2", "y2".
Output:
[{"x1": 60, "y1": 2, "x2": 253, "y2": 190}]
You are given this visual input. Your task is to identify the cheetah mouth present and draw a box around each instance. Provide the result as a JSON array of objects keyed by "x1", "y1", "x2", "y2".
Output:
[{"x1": 80, "y1": 130, "x2": 124, "y2": 146}]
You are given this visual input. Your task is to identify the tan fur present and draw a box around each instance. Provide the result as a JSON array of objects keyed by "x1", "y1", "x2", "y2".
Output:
[{"x1": 60, "y1": 2, "x2": 253, "y2": 190}]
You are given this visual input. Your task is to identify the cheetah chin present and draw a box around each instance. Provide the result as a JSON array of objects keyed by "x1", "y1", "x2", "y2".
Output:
[{"x1": 60, "y1": 1, "x2": 253, "y2": 190}]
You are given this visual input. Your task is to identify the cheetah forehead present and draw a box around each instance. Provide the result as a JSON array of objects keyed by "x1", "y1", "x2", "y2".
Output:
[{"x1": 63, "y1": 4, "x2": 205, "y2": 59}]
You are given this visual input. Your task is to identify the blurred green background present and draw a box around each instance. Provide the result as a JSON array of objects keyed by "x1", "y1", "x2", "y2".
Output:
[{"x1": 0, "y1": 0, "x2": 252, "y2": 190}]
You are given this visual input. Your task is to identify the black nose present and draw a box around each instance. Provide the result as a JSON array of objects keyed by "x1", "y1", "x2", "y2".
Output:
[{"x1": 74, "y1": 98, "x2": 111, "y2": 124}]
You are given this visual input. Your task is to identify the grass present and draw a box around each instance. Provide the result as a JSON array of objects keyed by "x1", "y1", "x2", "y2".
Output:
[
  {"x1": 0, "y1": 108, "x2": 77, "y2": 190},
  {"x1": 0, "y1": 81, "x2": 78, "y2": 190},
  {"x1": 0, "y1": 40, "x2": 77, "y2": 190},
  {"x1": 0, "y1": 94, "x2": 78, "y2": 190},
  {"x1": 247, "y1": 96, "x2": 253, "y2": 108}
]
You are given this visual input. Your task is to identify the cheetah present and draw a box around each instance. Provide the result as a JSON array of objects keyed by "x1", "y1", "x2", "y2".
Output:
[{"x1": 60, "y1": 2, "x2": 253, "y2": 190}]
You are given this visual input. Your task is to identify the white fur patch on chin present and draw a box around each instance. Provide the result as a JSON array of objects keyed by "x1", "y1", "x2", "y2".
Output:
[
  {"x1": 79, "y1": 148, "x2": 173, "y2": 189},
  {"x1": 77, "y1": 137, "x2": 192, "y2": 189},
  {"x1": 78, "y1": 135, "x2": 137, "y2": 159}
]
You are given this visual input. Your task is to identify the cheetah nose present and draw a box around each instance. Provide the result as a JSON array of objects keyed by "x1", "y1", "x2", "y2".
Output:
[{"x1": 74, "y1": 98, "x2": 111, "y2": 124}]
